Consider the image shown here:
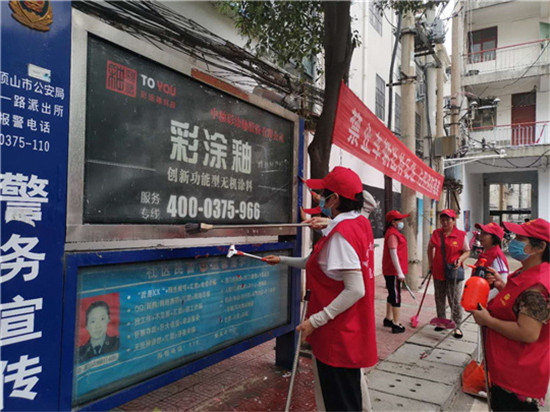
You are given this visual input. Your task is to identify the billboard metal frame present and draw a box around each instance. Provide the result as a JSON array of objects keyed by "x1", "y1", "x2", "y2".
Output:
[
  {"x1": 67, "y1": 10, "x2": 301, "y2": 247},
  {"x1": 60, "y1": 241, "x2": 301, "y2": 411}
]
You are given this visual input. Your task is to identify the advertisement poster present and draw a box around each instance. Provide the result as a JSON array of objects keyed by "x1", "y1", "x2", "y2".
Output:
[
  {"x1": 73, "y1": 253, "x2": 289, "y2": 405},
  {"x1": 83, "y1": 36, "x2": 295, "y2": 225}
]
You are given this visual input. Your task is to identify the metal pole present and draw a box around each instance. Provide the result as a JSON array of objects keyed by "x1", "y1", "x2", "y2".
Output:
[
  {"x1": 285, "y1": 289, "x2": 311, "y2": 412},
  {"x1": 385, "y1": 13, "x2": 402, "y2": 215},
  {"x1": 434, "y1": 45, "x2": 447, "y2": 226},
  {"x1": 400, "y1": 11, "x2": 421, "y2": 288}
]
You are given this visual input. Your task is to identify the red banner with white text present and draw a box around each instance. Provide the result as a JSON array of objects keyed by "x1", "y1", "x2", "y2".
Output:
[{"x1": 332, "y1": 82, "x2": 443, "y2": 200}]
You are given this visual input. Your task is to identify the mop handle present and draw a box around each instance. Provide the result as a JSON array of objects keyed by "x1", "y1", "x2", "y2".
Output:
[
  {"x1": 236, "y1": 251, "x2": 264, "y2": 260},
  {"x1": 285, "y1": 290, "x2": 311, "y2": 412},
  {"x1": 476, "y1": 326, "x2": 481, "y2": 364},
  {"x1": 420, "y1": 270, "x2": 432, "y2": 288},
  {"x1": 414, "y1": 271, "x2": 432, "y2": 317},
  {"x1": 420, "y1": 312, "x2": 473, "y2": 359},
  {"x1": 478, "y1": 308, "x2": 492, "y2": 412},
  {"x1": 402, "y1": 281, "x2": 416, "y2": 300}
]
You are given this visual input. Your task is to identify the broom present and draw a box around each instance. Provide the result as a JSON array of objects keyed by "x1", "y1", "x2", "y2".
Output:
[{"x1": 410, "y1": 271, "x2": 431, "y2": 328}]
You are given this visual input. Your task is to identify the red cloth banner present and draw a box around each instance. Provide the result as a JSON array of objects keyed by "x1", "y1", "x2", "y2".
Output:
[{"x1": 332, "y1": 82, "x2": 444, "y2": 200}]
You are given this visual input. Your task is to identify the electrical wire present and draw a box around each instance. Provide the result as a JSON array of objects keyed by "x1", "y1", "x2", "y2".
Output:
[
  {"x1": 503, "y1": 41, "x2": 549, "y2": 88},
  {"x1": 503, "y1": 149, "x2": 550, "y2": 168},
  {"x1": 382, "y1": 8, "x2": 397, "y2": 31},
  {"x1": 476, "y1": 150, "x2": 550, "y2": 169}
]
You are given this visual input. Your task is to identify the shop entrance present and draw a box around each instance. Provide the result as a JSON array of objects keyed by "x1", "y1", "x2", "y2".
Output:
[{"x1": 482, "y1": 171, "x2": 538, "y2": 225}]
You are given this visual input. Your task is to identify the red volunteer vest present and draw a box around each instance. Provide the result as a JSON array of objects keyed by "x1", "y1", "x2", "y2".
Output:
[
  {"x1": 476, "y1": 245, "x2": 509, "y2": 272},
  {"x1": 382, "y1": 226, "x2": 408, "y2": 276},
  {"x1": 430, "y1": 227, "x2": 466, "y2": 281},
  {"x1": 305, "y1": 215, "x2": 378, "y2": 368},
  {"x1": 486, "y1": 262, "x2": 550, "y2": 398}
]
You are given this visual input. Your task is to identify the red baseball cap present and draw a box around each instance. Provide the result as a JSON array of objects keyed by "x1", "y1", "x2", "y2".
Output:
[
  {"x1": 502, "y1": 218, "x2": 550, "y2": 243},
  {"x1": 475, "y1": 222, "x2": 505, "y2": 240},
  {"x1": 386, "y1": 210, "x2": 410, "y2": 222},
  {"x1": 440, "y1": 209, "x2": 457, "y2": 218},
  {"x1": 305, "y1": 167, "x2": 363, "y2": 200}
]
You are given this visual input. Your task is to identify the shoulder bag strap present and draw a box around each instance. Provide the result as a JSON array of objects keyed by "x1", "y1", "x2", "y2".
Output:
[{"x1": 440, "y1": 231, "x2": 447, "y2": 263}]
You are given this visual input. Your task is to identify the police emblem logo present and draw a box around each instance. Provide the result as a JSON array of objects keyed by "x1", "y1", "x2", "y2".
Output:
[{"x1": 9, "y1": 1, "x2": 53, "y2": 31}]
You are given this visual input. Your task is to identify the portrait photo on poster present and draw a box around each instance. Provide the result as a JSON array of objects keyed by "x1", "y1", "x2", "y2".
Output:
[{"x1": 76, "y1": 293, "x2": 120, "y2": 366}]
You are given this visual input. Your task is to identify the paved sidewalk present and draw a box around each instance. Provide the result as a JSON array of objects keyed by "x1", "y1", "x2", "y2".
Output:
[{"x1": 119, "y1": 274, "x2": 439, "y2": 411}]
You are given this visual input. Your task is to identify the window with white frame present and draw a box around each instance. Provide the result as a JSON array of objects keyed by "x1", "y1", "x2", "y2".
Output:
[
  {"x1": 375, "y1": 74, "x2": 385, "y2": 120},
  {"x1": 369, "y1": 1, "x2": 383, "y2": 36},
  {"x1": 394, "y1": 93, "x2": 401, "y2": 135}
]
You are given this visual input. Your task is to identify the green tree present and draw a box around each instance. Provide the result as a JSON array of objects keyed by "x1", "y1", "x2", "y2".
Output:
[
  {"x1": 217, "y1": 1, "x2": 356, "y2": 180},
  {"x1": 218, "y1": 0, "x2": 440, "y2": 179}
]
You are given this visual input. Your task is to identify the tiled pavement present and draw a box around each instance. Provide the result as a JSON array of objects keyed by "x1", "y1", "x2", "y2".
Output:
[{"x1": 119, "y1": 273, "x2": 438, "y2": 411}]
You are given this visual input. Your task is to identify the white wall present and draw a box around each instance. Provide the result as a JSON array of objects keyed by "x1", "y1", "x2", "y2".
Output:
[
  {"x1": 162, "y1": 1, "x2": 249, "y2": 48},
  {"x1": 461, "y1": 167, "x2": 484, "y2": 238},
  {"x1": 537, "y1": 75, "x2": 550, "y2": 124},
  {"x1": 497, "y1": 17, "x2": 540, "y2": 48}
]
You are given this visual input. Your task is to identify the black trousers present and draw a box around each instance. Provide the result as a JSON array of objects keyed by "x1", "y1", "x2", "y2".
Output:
[
  {"x1": 316, "y1": 358, "x2": 363, "y2": 411},
  {"x1": 384, "y1": 275, "x2": 401, "y2": 307},
  {"x1": 491, "y1": 385, "x2": 539, "y2": 411}
]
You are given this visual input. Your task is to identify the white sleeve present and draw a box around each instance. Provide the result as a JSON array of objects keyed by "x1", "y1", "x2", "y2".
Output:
[
  {"x1": 278, "y1": 255, "x2": 309, "y2": 269},
  {"x1": 309, "y1": 269, "x2": 365, "y2": 328},
  {"x1": 325, "y1": 232, "x2": 360, "y2": 272},
  {"x1": 488, "y1": 258, "x2": 509, "y2": 301},
  {"x1": 463, "y1": 237, "x2": 471, "y2": 251},
  {"x1": 389, "y1": 248, "x2": 405, "y2": 277}
]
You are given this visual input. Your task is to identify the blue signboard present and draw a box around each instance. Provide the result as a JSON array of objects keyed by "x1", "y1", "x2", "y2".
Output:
[
  {"x1": 71, "y1": 251, "x2": 290, "y2": 406},
  {"x1": 0, "y1": 2, "x2": 71, "y2": 410}
]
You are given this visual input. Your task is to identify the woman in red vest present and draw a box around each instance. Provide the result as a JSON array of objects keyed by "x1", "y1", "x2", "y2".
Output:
[
  {"x1": 382, "y1": 210, "x2": 410, "y2": 333},
  {"x1": 427, "y1": 209, "x2": 470, "y2": 338},
  {"x1": 264, "y1": 167, "x2": 377, "y2": 411},
  {"x1": 473, "y1": 221, "x2": 509, "y2": 301},
  {"x1": 473, "y1": 218, "x2": 550, "y2": 411}
]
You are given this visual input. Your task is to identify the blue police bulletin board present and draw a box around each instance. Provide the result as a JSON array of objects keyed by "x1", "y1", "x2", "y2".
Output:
[
  {"x1": 0, "y1": 2, "x2": 71, "y2": 410},
  {"x1": 71, "y1": 250, "x2": 290, "y2": 406}
]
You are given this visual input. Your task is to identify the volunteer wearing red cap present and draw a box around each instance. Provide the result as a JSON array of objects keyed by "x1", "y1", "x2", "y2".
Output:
[
  {"x1": 474, "y1": 222, "x2": 509, "y2": 301},
  {"x1": 264, "y1": 166, "x2": 376, "y2": 411},
  {"x1": 473, "y1": 218, "x2": 550, "y2": 411},
  {"x1": 382, "y1": 210, "x2": 410, "y2": 333},
  {"x1": 427, "y1": 209, "x2": 470, "y2": 338}
]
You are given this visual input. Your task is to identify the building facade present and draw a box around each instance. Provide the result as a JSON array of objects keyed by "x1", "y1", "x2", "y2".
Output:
[{"x1": 459, "y1": 0, "x2": 550, "y2": 230}]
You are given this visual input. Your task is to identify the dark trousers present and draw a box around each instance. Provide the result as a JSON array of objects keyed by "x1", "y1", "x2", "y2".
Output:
[
  {"x1": 491, "y1": 385, "x2": 539, "y2": 411},
  {"x1": 316, "y1": 358, "x2": 363, "y2": 411},
  {"x1": 384, "y1": 275, "x2": 401, "y2": 307}
]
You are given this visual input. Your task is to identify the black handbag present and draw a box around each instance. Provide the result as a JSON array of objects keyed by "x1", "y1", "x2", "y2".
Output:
[{"x1": 440, "y1": 232, "x2": 465, "y2": 281}]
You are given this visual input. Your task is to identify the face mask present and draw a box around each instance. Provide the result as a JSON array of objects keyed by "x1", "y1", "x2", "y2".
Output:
[
  {"x1": 319, "y1": 194, "x2": 334, "y2": 218},
  {"x1": 396, "y1": 222, "x2": 404, "y2": 231},
  {"x1": 508, "y1": 239, "x2": 530, "y2": 261}
]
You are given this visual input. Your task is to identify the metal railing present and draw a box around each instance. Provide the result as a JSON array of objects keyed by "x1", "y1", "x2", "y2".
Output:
[
  {"x1": 469, "y1": 121, "x2": 549, "y2": 148},
  {"x1": 464, "y1": 38, "x2": 550, "y2": 75}
]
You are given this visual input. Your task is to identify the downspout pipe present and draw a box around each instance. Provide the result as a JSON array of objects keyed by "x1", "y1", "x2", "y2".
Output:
[{"x1": 385, "y1": 12, "x2": 402, "y2": 214}]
